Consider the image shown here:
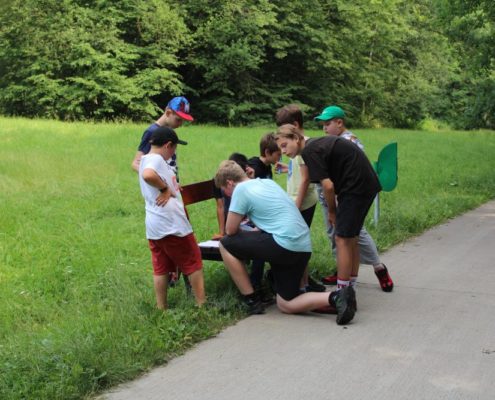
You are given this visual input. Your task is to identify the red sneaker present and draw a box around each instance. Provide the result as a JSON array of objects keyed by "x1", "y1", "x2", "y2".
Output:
[
  {"x1": 374, "y1": 265, "x2": 394, "y2": 292},
  {"x1": 321, "y1": 273, "x2": 338, "y2": 285}
]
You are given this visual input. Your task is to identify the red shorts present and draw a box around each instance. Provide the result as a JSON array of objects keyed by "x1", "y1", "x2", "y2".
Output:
[{"x1": 148, "y1": 233, "x2": 203, "y2": 276}]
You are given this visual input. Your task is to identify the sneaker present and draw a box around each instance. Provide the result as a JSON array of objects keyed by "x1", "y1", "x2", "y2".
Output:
[
  {"x1": 310, "y1": 305, "x2": 337, "y2": 314},
  {"x1": 255, "y1": 286, "x2": 276, "y2": 306},
  {"x1": 374, "y1": 265, "x2": 394, "y2": 292},
  {"x1": 245, "y1": 299, "x2": 265, "y2": 315},
  {"x1": 329, "y1": 286, "x2": 356, "y2": 325},
  {"x1": 321, "y1": 273, "x2": 338, "y2": 285},
  {"x1": 167, "y1": 271, "x2": 179, "y2": 288},
  {"x1": 243, "y1": 293, "x2": 266, "y2": 315},
  {"x1": 307, "y1": 276, "x2": 326, "y2": 292}
]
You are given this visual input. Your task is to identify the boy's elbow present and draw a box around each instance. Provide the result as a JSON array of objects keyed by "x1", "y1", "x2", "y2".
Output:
[{"x1": 225, "y1": 226, "x2": 238, "y2": 236}]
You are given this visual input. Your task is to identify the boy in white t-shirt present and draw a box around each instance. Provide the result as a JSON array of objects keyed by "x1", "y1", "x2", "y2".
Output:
[{"x1": 139, "y1": 126, "x2": 205, "y2": 309}]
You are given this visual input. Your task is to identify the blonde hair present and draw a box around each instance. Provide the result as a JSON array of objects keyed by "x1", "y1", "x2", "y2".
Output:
[
  {"x1": 275, "y1": 123, "x2": 305, "y2": 142},
  {"x1": 214, "y1": 160, "x2": 247, "y2": 188}
]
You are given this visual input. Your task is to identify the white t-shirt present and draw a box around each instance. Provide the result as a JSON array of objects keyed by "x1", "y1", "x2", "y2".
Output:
[{"x1": 139, "y1": 153, "x2": 192, "y2": 240}]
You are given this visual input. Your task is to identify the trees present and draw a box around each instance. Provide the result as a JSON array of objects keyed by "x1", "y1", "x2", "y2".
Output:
[
  {"x1": 0, "y1": 0, "x2": 492, "y2": 128},
  {"x1": 0, "y1": 0, "x2": 187, "y2": 120},
  {"x1": 435, "y1": 0, "x2": 495, "y2": 129}
]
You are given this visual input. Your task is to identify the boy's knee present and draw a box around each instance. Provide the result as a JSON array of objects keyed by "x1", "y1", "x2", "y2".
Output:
[{"x1": 276, "y1": 295, "x2": 295, "y2": 314}]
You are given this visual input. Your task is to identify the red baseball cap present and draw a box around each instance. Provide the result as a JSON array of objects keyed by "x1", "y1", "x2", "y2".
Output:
[{"x1": 167, "y1": 96, "x2": 194, "y2": 121}]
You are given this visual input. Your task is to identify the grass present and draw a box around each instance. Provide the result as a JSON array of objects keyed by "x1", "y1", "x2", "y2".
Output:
[{"x1": 1, "y1": 117, "x2": 494, "y2": 399}]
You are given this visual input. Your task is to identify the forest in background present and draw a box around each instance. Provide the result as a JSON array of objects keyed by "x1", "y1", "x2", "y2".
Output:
[{"x1": 0, "y1": 0, "x2": 493, "y2": 129}]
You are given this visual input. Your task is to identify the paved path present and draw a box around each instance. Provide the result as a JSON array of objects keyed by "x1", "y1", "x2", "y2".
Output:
[{"x1": 100, "y1": 200, "x2": 495, "y2": 400}]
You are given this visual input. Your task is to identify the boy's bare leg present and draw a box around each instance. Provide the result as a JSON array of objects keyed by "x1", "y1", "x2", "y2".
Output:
[
  {"x1": 334, "y1": 235, "x2": 357, "y2": 281},
  {"x1": 153, "y1": 274, "x2": 169, "y2": 309},
  {"x1": 351, "y1": 237, "x2": 360, "y2": 277},
  {"x1": 219, "y1": 243, "x2": 254, "y2": 295},
  {"x1": 188, "y1": 270, "x2": 206, "y2": 306},
  {"x1": 276, "y1": 292, "x2": 329, "y2": 314}
]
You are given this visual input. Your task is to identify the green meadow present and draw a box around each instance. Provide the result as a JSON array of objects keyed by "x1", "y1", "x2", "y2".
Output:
[{"x1": 1, "y1": 117, "x2": 494, "y2": 399}]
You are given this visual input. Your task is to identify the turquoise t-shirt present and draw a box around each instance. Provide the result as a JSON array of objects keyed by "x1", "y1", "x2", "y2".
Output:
[{"x1": 229, "y1": 179, "x2": 311, "y2": 253}]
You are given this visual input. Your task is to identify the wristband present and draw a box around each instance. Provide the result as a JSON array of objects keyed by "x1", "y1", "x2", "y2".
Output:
[{"x1": 159, "y1": 187, "x2": 167, "y2": 193}]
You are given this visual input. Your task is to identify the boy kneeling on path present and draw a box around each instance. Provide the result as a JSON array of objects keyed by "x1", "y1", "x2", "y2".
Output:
[
  {"x1": 215, "y1": 160, "x2": 355, "y2": 325},
  {"x1": 139, "y1": 127, "x2": 206, "y2": 309}
]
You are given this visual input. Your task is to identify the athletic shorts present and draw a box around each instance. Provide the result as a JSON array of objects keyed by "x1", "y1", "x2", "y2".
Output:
[
  {"x1": 335, "y1": 193, "x2": 376, "y2": 238},
  {"x1": 220, "y1": 231, "x2": 311, "y2": 301},
  {"x1": 148, "y1": 233, "x2": 203, "y2": 276},
  {"x1": 300, "y1": 204, "x2": 316, "y2": 228}
]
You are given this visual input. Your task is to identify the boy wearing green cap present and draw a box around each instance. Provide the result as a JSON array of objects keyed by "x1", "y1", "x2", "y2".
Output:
[{"x1": 314, "y1": 106, "x2": 394, "y2": 292}]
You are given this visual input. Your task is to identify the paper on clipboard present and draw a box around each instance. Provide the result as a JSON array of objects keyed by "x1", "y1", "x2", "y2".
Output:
[{"x1": 198, "y1": 240, "x2": 220, "y2": 248}]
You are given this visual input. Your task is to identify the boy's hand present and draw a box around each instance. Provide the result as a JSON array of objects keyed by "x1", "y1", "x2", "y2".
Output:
[
  {"x1": 275, "y1": 162, "x2": 288, "y2": 174},
  {"x1": 245, "y1": 166, "x2": 255, "y2": 179},
  {"x1": 156, "y1": 188, "x2": 175, "y2": 206}
]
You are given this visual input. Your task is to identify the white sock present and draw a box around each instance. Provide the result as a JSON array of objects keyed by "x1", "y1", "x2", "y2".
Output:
[
  {"x1": 337, "y1": 279, "x2": 350, "y2": 291},
  {"x1": 373, "y1": 263, "x2": 385, "y2": 272}
]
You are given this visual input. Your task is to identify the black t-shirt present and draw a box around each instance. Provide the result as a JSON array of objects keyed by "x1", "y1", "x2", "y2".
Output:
[
  {"x1": 247, "y1": 157, "x2": 273, "y2": 179},
  {"x1": 301, "y1": 136, "x2": 381, "y2": 196}
]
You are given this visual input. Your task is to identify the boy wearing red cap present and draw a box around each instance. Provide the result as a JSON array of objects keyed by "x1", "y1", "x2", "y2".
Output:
[{"x1": 131, "y1": 96, "x2": 194, "y2": 175}]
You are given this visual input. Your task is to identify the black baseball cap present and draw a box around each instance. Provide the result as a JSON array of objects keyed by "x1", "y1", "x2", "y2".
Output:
[{"x1": 149, "y1": 126, "x2": 188, "y2": 146}]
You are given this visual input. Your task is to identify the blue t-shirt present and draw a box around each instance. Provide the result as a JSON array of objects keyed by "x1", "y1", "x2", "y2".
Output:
[
  {"x1": 138, "y1": 123, "x2": 179, "y2": 181},
  {"x1": 229, "y1": 179, "x2": 311, "y2": 252}
]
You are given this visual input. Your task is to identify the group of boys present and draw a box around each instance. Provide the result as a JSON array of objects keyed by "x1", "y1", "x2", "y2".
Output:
[{"x1": 134, "y1": 96, "x2": 393, "y2": 325}]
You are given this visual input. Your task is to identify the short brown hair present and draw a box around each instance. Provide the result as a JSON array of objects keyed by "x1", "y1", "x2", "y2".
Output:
[
  {"x1": 275, "y1": 124, "x2": 305, "y2": 142},
  {"x1": 259, "y1": 132, "x2": 279, "y2": 156},
  {"x1": 214, "y1": 160, "x2": 247, "y2": 188},
  {"x1": 275, "y1": 104, "x2": 304, "y2": 128}
]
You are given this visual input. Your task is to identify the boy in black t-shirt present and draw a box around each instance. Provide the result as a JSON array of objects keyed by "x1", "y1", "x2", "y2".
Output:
[
  {"x1": 247, "y1": 132, "x2": 281, "y2": 179},
  {"x1": 301, "y1": 135, "x2": 381, "y2": 314}
]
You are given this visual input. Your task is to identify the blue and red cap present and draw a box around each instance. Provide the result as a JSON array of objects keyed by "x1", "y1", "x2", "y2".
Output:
[{"x1": 166, "y1": 96, "x2": 194, "y2": 121}]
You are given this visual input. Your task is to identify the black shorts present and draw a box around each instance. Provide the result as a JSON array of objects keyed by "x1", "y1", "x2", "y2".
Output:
[
  {"x1": 221, "y1": 231, "x2": 311, "y2": 301},
  {"x1": 335, "y1": 193, "x2": 376, "y2": 238},
  {"x1": 300, "y1": 204, "x2": 316, "y2": 228}
]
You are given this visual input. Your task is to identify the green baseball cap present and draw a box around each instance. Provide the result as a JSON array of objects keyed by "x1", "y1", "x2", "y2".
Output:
[{"x1": 314, "y1": 105, "x2": 345, "y2": 121}]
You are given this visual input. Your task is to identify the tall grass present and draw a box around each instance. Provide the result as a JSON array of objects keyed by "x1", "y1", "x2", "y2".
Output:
[{"x1": 1, "y1": 117, "x2": 494, "y2": 399}]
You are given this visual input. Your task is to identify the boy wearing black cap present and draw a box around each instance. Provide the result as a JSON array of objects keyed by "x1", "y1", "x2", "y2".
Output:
[
  {"x1": 131, "y1": 96, "x2": 194, "y2": 174},
  {"x1": 139, "y1": 127, "x2": 205, "y2": 309}
]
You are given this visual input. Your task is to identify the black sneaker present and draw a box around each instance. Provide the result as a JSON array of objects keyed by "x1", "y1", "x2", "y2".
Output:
[
  {"x1": 255, "y1": 287, "x2": 276, "y2": 306},
  {"x1": 329, "y1": 286, "x2": 356, "y2": 325},
  {"x1": 245, "y1": 298, "x2": 265, "y2": 315},
  {"x1": 307, "y1": 276, "x2": 326, "y2": 292}
]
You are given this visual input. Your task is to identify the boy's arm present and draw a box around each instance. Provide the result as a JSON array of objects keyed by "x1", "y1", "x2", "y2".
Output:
[
  {"x1": 275, "y1": 161, "x2": 288, "y2": 174},
  {"x1": 213, "y1": 198, "x2": 226, "y2": 238},
  {"x1": 295, "y1": 163, "x2": 310, "y2": 209},
  {"x1": 320, "y1": 178, "x2": 336, "y2": 224},
  {"x1": 142, "y1": 168, "x2": 175, "y2": 206},
  {"x1": 131, "y1": 150, "x2": 145, "y2": 172},
  {"x1": 225, "y1": 211, "x2": 244, "y2": 236}
]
